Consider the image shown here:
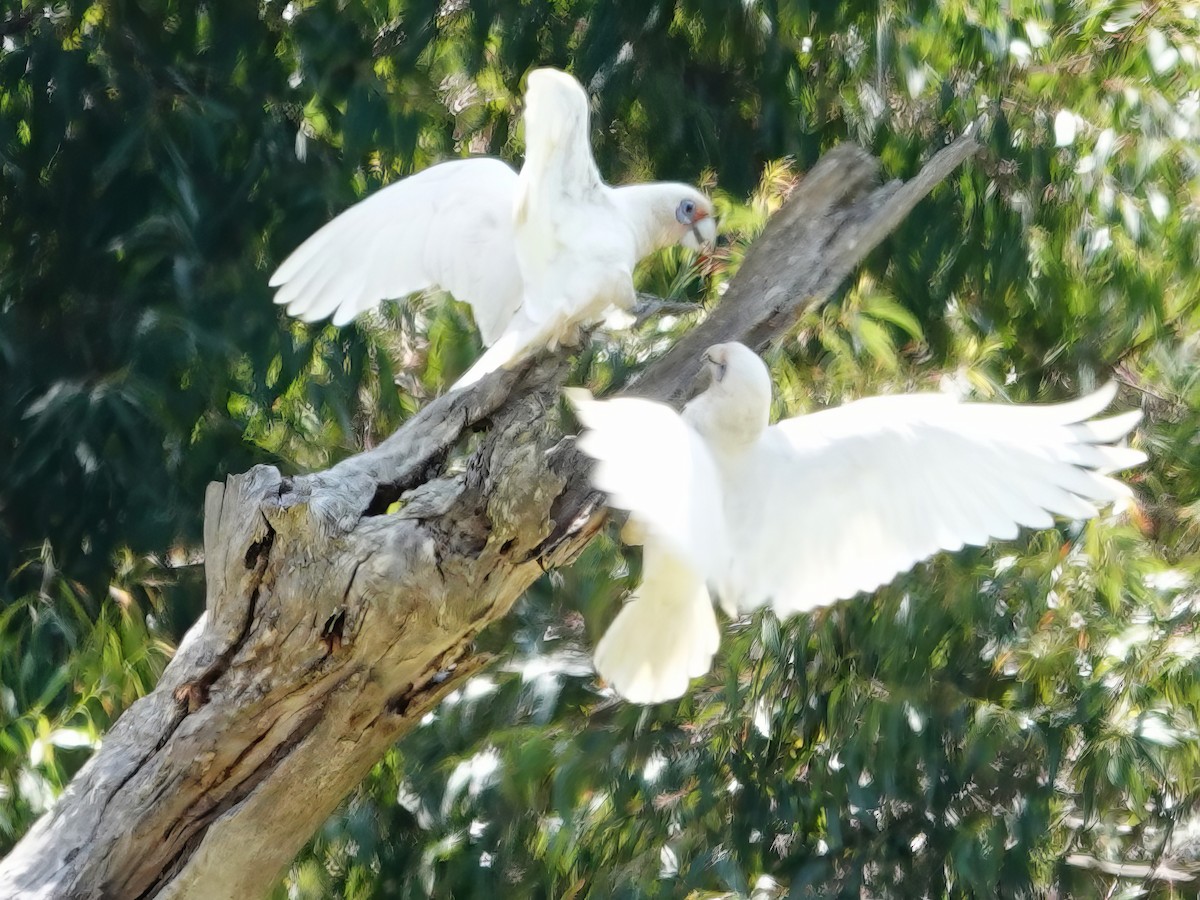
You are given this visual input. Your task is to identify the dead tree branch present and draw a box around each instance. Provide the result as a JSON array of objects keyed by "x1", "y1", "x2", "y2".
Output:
[{"x1": 1065, "y1": 853, "x2": 1197, "y2": 884}]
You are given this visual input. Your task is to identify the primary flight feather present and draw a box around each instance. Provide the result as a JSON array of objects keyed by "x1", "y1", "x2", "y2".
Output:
[
  {"x1": 570, "y1": 342, "x2": 1146, "y2": 704},
  {"x1": 269, "y1": 68, "x2": 716, "y2": 387}
]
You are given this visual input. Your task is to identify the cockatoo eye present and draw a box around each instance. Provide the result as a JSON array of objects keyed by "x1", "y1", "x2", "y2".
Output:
[{"x1": 676, "y1": 199, "x2": 696, "y2": 224}]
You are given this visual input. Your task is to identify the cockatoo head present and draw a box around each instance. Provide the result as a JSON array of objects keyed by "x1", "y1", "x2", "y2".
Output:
[
  {"x1": 621, "y1": 182, "x2": 718, "y2": 259},
  {"x1": 668, "y1": 186, "x2": 718, "y2": 252},
  {"x1": 685, "y1": 342, "x2": 772, "y2": 446},
  {"x1": 701, "y1": 343, "x2": 771, "y2": 399}
]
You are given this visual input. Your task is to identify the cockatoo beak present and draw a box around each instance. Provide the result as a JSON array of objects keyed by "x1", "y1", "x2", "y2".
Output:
[
  {"x1": 700, "y1": 347, "x2": 727, "y2": 383},
  {"x1": 682, "y1": 213, "x2": 717, "y2": 253}
]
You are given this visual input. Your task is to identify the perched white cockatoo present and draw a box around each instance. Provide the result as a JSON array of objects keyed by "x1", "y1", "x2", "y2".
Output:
[
  {"x1": 569, "y1": 342, "x2": 1146, "y2": 704},
  {"x1": 268, "y1": 67, "x2": 716, "y2": 388}
]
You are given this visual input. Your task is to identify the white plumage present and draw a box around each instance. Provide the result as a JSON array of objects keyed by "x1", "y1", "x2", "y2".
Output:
[
  {"x1": 269, "y1": 68, "x2": 717, "y2": 387},
  {"x1": 570, "y1": 342, "x2": 1146, "y2": 704}
]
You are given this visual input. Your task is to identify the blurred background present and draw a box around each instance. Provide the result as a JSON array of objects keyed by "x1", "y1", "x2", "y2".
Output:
[{"x1": 2, "y1": 0, "x2": 1200, "y2": 896}]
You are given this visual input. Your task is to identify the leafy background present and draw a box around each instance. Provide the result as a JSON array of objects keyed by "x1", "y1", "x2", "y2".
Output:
[{"x1": 2, "y1": 0, "x2": 1200, "y2": 896}]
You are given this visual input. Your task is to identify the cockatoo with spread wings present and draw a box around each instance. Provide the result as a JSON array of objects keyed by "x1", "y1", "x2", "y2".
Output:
[
  {"x1": 268, "y1": 67, "x2": 716, "y2": 388},
  {"x1": 569, "y1": 342, "x2": 1146, "y2": 704}
]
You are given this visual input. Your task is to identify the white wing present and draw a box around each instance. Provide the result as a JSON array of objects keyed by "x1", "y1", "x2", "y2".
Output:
[
  {"x1": 513, "y1": 68, "x2": 607, "y2": 325},
  {"x1": 451, "y1": 69, "x2": 642, "y2": 387},
  {"x1": 726, "y1": 384, "x2": 1145, "y2": 616},
  {"x1": 269, "y1": 158, "x2": 523, "y2": 343},
  {"x1": 517, "y1": 68, "x2": 602, "y2": 208},
  {"x1": 568, "y1": 390, "x2": 727, "y2": 576},
  {"x1": 592, "y1": 542, "x2": 719, "y2": 704}
]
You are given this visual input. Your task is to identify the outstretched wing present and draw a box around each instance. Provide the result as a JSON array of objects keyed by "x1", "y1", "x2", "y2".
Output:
[
  {"x1": 518, "y1": 68, "x2": 602, "y2": 202},
  {"x1": 269, "y1": 158, "x2": 523, "y2": 344},
  {"x1": 513, "y1": 68, "x2": 607, "y2": 325},
  {"x1": 728, "y1": 384, "x2": 1144, "y2": 616},
  {"x1": 568, "y1": 390, "x2": 727, "y2": 580}
]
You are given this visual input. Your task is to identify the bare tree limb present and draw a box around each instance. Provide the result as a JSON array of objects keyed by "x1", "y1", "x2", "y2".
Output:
[
  {"x1": 1065, "y1": 853, "x2": 1197, "y2": 883},
  {"x1": 629, "y1": 293, "x2": 702, "y2": 326},
  {"x1": 0, "y1": 133, "x2": 980, "y2": 900}
]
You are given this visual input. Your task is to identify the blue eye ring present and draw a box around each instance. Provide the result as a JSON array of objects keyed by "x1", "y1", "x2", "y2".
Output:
[{"x1": 675, "y1": 199, "x2": 696, "y2": 224}]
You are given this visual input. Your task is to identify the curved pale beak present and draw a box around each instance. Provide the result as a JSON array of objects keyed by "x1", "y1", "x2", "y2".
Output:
[
  {"x1": 683, "y1": 213, "x2": 718, "y2": 252},
  {"x1": 700, "y1": 346, "x2": 727, "y2": 383}
]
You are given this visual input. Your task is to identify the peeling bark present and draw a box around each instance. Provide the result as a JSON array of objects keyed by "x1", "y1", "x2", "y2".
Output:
[{"x1": 0, "y1": 135, "x2": 980, "y2": 899}]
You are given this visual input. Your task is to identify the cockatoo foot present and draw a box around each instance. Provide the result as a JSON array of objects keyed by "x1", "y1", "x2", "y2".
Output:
[{"x1": 557, "y1": 322, "x2": 586, "y2": 348}]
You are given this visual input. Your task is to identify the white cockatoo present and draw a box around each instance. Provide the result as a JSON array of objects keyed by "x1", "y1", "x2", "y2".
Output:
[
  {"x1": 569, "y1": 342, "x2": 1146, "y2": 704},
  {"x1": 268, "y1": 67, "x2": 716, "y2": 388}
]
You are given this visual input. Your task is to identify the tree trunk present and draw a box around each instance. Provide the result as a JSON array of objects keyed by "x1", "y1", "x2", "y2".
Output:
[{"x1": 0, "y1": 136, "x2": 980, "y2": 900}]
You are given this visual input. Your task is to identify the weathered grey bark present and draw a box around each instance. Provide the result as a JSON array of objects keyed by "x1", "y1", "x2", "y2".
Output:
[{"x1": 0, "y1": 134, "x2": 980, "y2": 900}]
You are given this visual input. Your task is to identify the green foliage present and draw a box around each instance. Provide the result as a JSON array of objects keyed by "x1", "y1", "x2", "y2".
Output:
[
  {"x1": 3, "y1": 0, "x2": 1200, "y2": 895},
  {"x1": 0, "y1": 546, "x2": 178, "y2": 841}
]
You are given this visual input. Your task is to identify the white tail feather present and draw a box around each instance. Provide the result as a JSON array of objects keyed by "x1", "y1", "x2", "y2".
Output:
[
  {"x1": 450, "y1": 313, "x2": 574, "y2": 391},
  {"x1": 593, "y1": 545, "x2": 719, "y2": 704}
]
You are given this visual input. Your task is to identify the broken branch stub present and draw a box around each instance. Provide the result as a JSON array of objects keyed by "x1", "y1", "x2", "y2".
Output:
[{"x1": 0, "y1": 135, "x2": 980, "y2": 900}]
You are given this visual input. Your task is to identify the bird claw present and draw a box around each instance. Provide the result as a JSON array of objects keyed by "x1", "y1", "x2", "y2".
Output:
[{"x1": 557, "y1": 323, "x2": 585, "y2": 347}]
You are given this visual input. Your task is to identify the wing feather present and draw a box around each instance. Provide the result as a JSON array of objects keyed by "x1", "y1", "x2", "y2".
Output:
[
  {"x1": 519, "y1": 69, "x2": 602, "y2": 198},
  {"x1": 269, "y1": 158, "x2": 524, "y2": 345},
  {"x1": 568, "y1": 390, "x2": 727, "y2": 580},
  {"x1": 512, "y1": 69, "x2": 608, "y2": 326},
  {"x1": 726, "y1": 385, "x2": 1144, "y2": 616}
]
